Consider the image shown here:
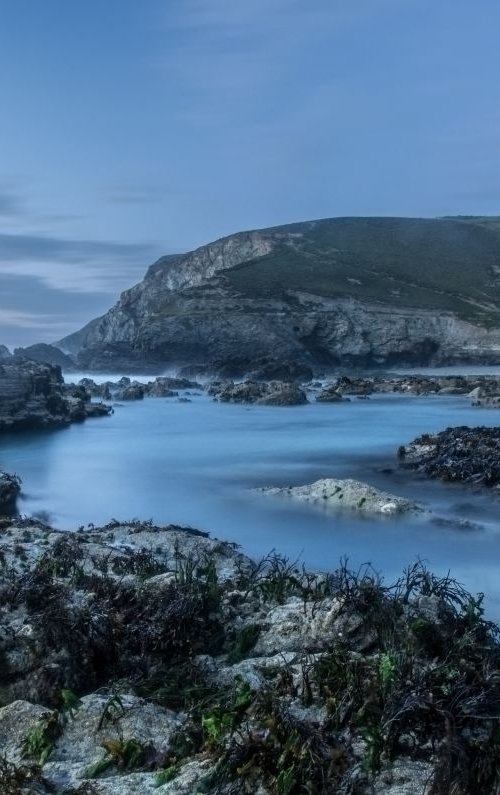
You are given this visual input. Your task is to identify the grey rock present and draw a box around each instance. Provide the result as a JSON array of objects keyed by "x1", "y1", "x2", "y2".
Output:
[
  {"x1": 211, "y1": 380, "x2": 307, "y2": 405},
  {"x1": 0, "y1": 471, "x2": 21, "y2": 514},
  {"x1": 0, "y1": 360, "x2": 112, "y2": 432},
  {"x1": 57, "y1": 217, "x2": 500, "y2": 373},
  {"x1": 261, "y1": 478, "x2": 419, "y2": 515}
]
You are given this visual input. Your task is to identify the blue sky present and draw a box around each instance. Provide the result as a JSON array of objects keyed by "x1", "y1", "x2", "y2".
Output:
[{"x1": 1, "y1": 0, "x2": 500, "y2": 346}]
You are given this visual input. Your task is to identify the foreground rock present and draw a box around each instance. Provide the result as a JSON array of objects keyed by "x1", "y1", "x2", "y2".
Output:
[
  {"x1": 0, "y1": 471, "x2": 21, "y2": 513},
  {"x1": 0, "y1": 360, "x2": 112, "y2": 432},
  {"x1": 0, "y1": 516, "x2": 498, "y2": 793},
  {"x1": 399, "y1": 426, "x2": 500, "y2": 488},
  {"x1": 261, "y1": 478, "x2": 419, "y2": 515}
]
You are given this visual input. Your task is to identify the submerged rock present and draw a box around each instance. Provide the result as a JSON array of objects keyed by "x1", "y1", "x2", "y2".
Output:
[{"x1": 260, "y1": 478, "x2": 419, "y2": 515}]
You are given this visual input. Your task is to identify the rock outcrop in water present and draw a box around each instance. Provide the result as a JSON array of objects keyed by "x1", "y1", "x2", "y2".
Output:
[
  {"x1": 260, "y1": 478, "x2": 420, "y2": 515},
  {"x1": 57, "y1": 216, "x2": 500, "y2": 373},
  {"x1": 0, "y1": 517, "x2": 500, "y2": 793},
  {"x1": 208, "y1": 380, "x2": 308, "y2": 406},
  {"x1": 0, "y1": 360, "x2": 112, "y2": 431},
  {"x1": 399, "y1": 426, "x2": 500, "y2": 488}
]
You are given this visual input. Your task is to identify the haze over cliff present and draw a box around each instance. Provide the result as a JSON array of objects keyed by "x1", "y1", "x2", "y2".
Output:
[{"x1": 58, "y1": 216, "x2": 500, "y2": 373}]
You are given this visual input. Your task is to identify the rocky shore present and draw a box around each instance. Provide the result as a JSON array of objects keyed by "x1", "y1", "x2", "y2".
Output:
[
  {"x1": 399, "y1": 426, "x2": 500, "y2": 489},
  {"x1": 0, "y1": 517, "x2": 499, "y2": 794},
  {"x1": 0, "y1": 360, "x2": 112, "y2": 432},
  {"x1": 0, "y1": 472, "x2": 21, "y2": 513},
  {"x1": 77, "y1": 371, "x2": 500, "y2": 408}
]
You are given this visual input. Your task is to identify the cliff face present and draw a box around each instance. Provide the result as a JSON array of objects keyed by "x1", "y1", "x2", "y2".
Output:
[{"x1": 59, "y1": 216, "x2": 500, "y2": 373}]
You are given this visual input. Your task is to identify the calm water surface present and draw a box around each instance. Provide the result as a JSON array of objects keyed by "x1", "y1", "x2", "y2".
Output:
[{"x1": 1, "y1": 385, "x2": 500, "y2": 611}]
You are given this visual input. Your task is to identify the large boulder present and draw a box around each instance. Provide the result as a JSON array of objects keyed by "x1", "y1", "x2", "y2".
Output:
[{"x1": 261, "y1": 478, "x2": 419, "y2": 515}]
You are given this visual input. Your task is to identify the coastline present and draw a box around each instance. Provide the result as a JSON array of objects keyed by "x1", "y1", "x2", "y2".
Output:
[{"x1": 1, "y1": 517, "x2": 499, "y2": 794}]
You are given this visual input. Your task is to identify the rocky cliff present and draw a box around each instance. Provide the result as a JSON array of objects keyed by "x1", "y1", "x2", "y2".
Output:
[
  {"x1": 59, "y1": 216, "x2": 500, "y2": 373},
  {"x1": 0, "y1": 359, "x2": 112, "y2": 431}
]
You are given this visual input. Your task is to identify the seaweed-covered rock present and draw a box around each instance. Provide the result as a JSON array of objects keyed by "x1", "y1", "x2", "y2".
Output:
[
  {"x1": 399, "y1": 425, "x2": 500, "y2": 487},
  {"x1": 1, "y1": 517, "x2": 500, "y2": 793}
]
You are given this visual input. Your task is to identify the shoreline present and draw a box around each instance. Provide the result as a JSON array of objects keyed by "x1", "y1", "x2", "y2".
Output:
[{"x1": 1, "y1": 517, "x2": 500, "y2": 793}]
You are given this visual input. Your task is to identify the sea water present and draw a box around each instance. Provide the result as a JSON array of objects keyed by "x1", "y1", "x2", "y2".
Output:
[{"x1": 1, "y1": 389, "x2": 500, "y2": 612}]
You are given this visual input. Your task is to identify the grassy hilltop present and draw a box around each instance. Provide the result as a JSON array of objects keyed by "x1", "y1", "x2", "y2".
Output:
[{"x1": 221, "y1": 216, "x2": 500, "y2": 326}]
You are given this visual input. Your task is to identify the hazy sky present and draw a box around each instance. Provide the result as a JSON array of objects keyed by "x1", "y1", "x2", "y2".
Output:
[{"x1": 1, "y1": 0, "x2": 500, "y2": 347}]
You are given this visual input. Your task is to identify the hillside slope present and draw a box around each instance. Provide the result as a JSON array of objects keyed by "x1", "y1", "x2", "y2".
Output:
[{"x1": 59, "y1": 216, "x2": 500, "y2": 373}]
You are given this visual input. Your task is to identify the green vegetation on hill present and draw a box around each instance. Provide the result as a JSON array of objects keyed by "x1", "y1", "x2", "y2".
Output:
[{"x1": 223, "y1": 217, "x2": 500, "y2": 325}]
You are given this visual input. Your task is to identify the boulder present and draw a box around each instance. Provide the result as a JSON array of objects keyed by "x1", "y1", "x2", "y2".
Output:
[
  {"x1": 261, "y1": 478, "x2": 419, "y2": 515},
  {"x1": 316, "y1": 384, "x2": 346, "y2": 402},
  {"x1": 255, "y1": 384, "x2": 308, "y2": 406},
  {"x1": 114, "y1": 384, "x2": 145, "y2": 401},
  {"x1": 211, "y1": 380, "x2": 308, "y2": 406}
]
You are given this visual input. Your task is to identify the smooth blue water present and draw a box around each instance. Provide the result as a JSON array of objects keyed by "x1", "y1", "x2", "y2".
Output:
[{"x1": 1, "y1": 390, "x2": 500, "y2": 611}]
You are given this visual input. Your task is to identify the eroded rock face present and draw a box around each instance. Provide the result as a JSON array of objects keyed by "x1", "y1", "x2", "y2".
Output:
[
  {"x1": 260, "y1": 478, "x2": 419, "y2": 515},
  {"x1": 57, "y1": 216, "x2": 500, "y2": 373},
  {"x1": 0, "y1": 360, "x2": 112, "y2": 431}
]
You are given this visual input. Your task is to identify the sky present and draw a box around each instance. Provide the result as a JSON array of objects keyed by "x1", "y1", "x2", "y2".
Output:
[{"x1": 1, "y1": 0, "x2": 500, "y2": 347}]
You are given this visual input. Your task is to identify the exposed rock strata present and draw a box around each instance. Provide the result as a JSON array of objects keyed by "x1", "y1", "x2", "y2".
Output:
[
  {"x1": 57, "y1": 216, "x2": 500, "y2": 372},
  {"x1": 0, "y1": 360, "x2": 112, "y2": 432},
  {"x1": 0, "y1": 517, "x2": 498, "y2": 793}
]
